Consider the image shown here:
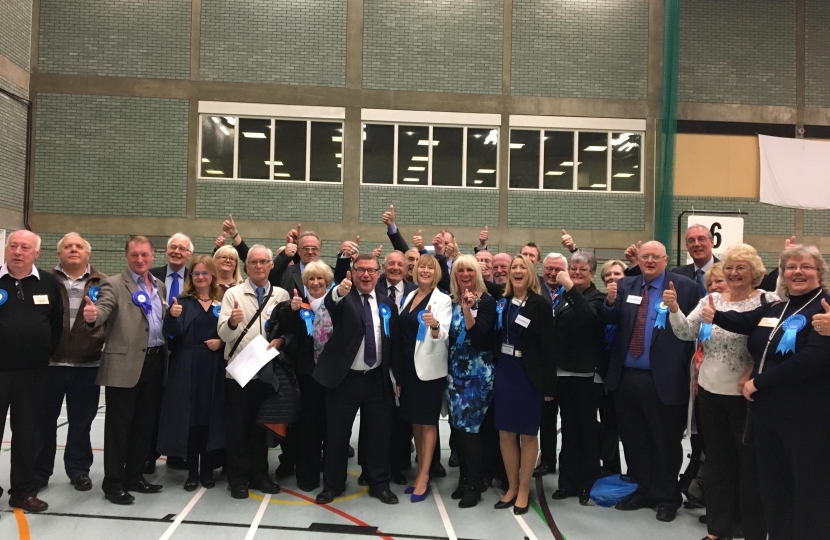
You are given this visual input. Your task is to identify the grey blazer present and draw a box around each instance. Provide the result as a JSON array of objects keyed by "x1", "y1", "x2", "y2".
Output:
[{"x1": 94, "y1": 269, "x2": 168, "y2": 388}]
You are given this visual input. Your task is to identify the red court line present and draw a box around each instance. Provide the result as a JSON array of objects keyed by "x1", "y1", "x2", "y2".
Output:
[{"x1": 280, "y1": 487, "x2": 394, "y2": 540}]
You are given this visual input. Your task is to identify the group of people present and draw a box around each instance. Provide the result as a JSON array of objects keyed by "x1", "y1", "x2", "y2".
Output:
[{"x1": 0, "y1": 208, "x2": 828, "y2": 540}]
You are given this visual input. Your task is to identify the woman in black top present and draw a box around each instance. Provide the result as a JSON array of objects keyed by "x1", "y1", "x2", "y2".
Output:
[{"x1": 703, "y1": 244, "x2": 830, "y2": 540}]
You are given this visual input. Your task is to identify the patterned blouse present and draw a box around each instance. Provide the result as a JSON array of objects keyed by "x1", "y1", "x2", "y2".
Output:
[{"x1": 309, "y1": 295, "x2": 333, "y2": 363}]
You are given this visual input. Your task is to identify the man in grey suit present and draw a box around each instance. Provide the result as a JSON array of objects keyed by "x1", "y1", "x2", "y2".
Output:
[{"x1": 83, "y1": 235, "x2": 168, "y2": 505}]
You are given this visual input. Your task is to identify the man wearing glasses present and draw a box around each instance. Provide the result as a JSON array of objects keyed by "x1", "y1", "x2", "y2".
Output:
[{"x1": 0, "y1": 230, "x2": 64, "y2": 514}]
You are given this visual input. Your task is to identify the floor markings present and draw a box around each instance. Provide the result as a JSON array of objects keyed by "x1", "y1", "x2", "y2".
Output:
[
  {"x1": 431, "y1": 482, "x2": 457, "y2": 540},
  {"x1": 243, "y1": 494, "x2": 270, "y2": 540},
  {"x1": 158, "y1": 486, "x2": 206, "y2": 540},
  {"x1": 13, "y1": 508, "x2": 31, "y2": 540}
]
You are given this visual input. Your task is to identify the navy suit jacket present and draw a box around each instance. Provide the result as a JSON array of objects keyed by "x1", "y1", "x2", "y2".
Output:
[
  {"x1": 603, "y1": 271, "x2": 701, "y2": 406},
  {"x1": 375, "y1": 276, "x2": 416, "y2": 308},
  {"x1": 312, "y1": 287, "x2": 400, "y2": 391},
  {"x1": 624, "y1": 257, "x2": 720, "y2": 281}
]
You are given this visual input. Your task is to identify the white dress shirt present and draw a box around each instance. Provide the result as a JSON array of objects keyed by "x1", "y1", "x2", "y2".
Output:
[
  {"x1": 386, "y1": 279, "x2": 404, "y2": 311},
  {"x1": 332, "y1": 287, "x2": 383, "y2": 371}
]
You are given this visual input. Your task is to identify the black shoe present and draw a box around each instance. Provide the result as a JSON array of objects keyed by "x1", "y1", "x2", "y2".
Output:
[
  {"x1": 316, "y1": 486, "x2": 343, "y2": 504},
  {"x1": 70, "y1": 475, "x2": 92, "y2": 492},
  {"x1": 551, "y1": 489, "x2": 576, "y2": 500},
  {"x1": 297, "y1": 481, "x2": 320, "y2": 493},
  {"x1": 391, "y1": 471, "x2": 407, "y2": 486},
  {"x1": 127, "y1": 479, "x2": 163, "y2": 494},
  {"x1": 458, "y1": 487, "x2": 481, "y2": 508},
  {"x1": 431, "y1": 462, "x2": 447, "y2": 478},
  {"x1": 230, "y1": 485, "x2": 249, "y2": 499},
  {"x1": 347, "y1": 445, "x2": 355, "y2": 458},
  {"x1": 656, "y1": 505, "x2": 677, "y2": 522},
  {"x1": 200, "y1": 476, "x2": 215, "y2": 489},
  {"x1": 448, "y1": 451, "x2": 459, "y2": 468},
  {"x1": 369, "y1": 486, "x2": 399, "y2": 504},
  {"x1": 275, "y1": 463, "x2": 295, "y2": 480},
  {"x1": 514, "y1": 503, "x2": 529, "y2": 515},
  {"x1": 184, "y1": 476, "x2": 199, "y2": 492},
  {"x1": 166, "y1": 456, "x2": 189, "y2": 470},
  {"x1": 533, "y1": 462, "x2": 552, "y2": 477},
  {"x1": 494, "y1": 496, "x2": 516, "y2": 509},
  {"x1": 699, "y1": 514, "x2": 707, "y2": 524},
  {"x1": 615, "y1": 493, "x2": 655, "y2": 511},
  {"x1": 143, "y1": 460, "x2": 156, "y2": 474},
  {"x1": 357, "y1": 473, "x2": 368, "y2": 486},
  {"x1": 578, "y1": 489, "x2": 592, "y2": 506},
  {"x1": 451, "y1": 478, "x2": 467, "y2": 500},
  {"x1": 105, "y1": 490, "x2": 135, "y2": 505},
  {"x1": 250, "y1": 478, "x2": 280, "y2": 494}
]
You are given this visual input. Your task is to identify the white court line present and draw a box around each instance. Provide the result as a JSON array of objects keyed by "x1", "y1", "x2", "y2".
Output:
[
  {"x1": 158, "y1": 487, "x2": 206, "y2": 540},
  {"x1": 244, "y1": 493, "x2": 271, "y2": 540},
  {"x1": 496, "y1": 489, "x2": 538, "y2": 540},
  {"x1": 431, "y1": 482, "x2": 458, "y2": 540}
]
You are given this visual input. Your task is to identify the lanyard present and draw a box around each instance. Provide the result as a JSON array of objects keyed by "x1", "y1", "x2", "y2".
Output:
[
  {"x1": 757, "y1": 290, "x2": 822, "y2": 374},
  {"x1": 505, "y1": 296, "x2": 528, "y2": 345}
]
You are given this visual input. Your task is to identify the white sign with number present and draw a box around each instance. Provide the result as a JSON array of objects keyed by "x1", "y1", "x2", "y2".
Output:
[{"x1": 685, "y1": 215, "x2": 744, "y2": 264}]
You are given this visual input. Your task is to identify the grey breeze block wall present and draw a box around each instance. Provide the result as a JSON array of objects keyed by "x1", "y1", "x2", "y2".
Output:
[
  {"x1": 0, "y1": 93, "x2": 28, "y2": 212},
  {"x1": 673, "y1": 196, "x2": 796, "y2": 237},
  {"x1": 362, "y1": 0, "x2": 503, "y2": 94},
  {"x1": 359, "y1": 186, "x2": 499, "y2": 228},
  {"x1": 679, "y1": 0, "x2": 796, "y2": 106},
  {"x1": 200, "y1": 0, "x2": 346, "y2": 87},
  {"x1": 507, "y1": 192, "x2": 646, "y2": 231},
  {"x1": 193, "y1": 237, "x2": 344, "y2": 267},
  {"x1": 0, "y1": 0, "x2": 32, "y2": 71},
  {"x1": 806, "y1": 0, "x2": 830, "y2": 109},
  {"x1": 196, "y1": 181, "x2": 344, "y2": 222},
  {"x1": 511, "y1": 0, "x2": 649, "y2": 100},
  {"x1": 803, "y1": 209, "x2": 830, "y2": 237},
  {"x1": 34, "y1": 94, "x2": 189, "y2": 217},
  {"x1": 37, "y1": 0, "x2": 191, "y2": 79}
]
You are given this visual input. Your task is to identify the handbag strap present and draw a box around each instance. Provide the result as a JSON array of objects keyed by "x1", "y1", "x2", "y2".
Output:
[{"x1": 228, "y1": 286, "x2": 273, "y2": 358}]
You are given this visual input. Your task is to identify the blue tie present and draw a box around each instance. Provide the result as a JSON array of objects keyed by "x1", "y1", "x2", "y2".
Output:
[
  {"x1": 255, "y1": 286, "x2": 266, "y2": 307},
  {"x1": 362, "y1": 294, "x2": 377, "y2": 368},
  {"x1": 695, "y1": 269, "x2": 706, "y2": 296},
  {"x1": 168, "y1": 272, "x2": 180, "y2": 305}
]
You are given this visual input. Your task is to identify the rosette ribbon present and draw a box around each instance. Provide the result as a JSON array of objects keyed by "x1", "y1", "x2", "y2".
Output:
[
  {"x1": 0, "y1": 289, "x2": 7, "y2": 306},
  {"x1": 300, "y1": 308, "x2": 314, "y2": 336},
  {"x1": 379, "y1": 304, "x2": 391, "y2": 337},
  {"x1": 416, "y1": 309, "x2": 429, "y2": 341},
  {"x1": 212, "y1": 304, "x2": 221, "y2": 318},
  {"x1": 495, "y1": 298, "x2": 507, "y2": 330},
  {"x1": 698, "y1": 320, "x2": 713, "y2": 342},
  {"x1": 132, "y1": 291, "x2": 152, "y2": 315},
  {"x1": 604, "y1": 324, "x2": 617, "y2": 351},
  {"x1": 776, "y1": 314, "x2": 806, "y2": 355},
  {"x1": 88, "y1": 286, "x2": 100, "y2": 303},
  {"x1": 654, "y1": 302, "x2": 669, "y2": 329}
]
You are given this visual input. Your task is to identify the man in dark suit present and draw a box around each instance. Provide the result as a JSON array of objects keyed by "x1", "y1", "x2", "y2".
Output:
[
  {"x1": 313, "y1": 255, "x2": 400, "y2": 505},
  {"x1": 603, "y1": 241, "x2": 700, "y2": 522}
]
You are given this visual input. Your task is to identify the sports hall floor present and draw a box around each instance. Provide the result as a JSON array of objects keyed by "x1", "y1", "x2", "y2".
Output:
[{"x1": 1, "y1": 397, "x2": 705, "y2": 540}]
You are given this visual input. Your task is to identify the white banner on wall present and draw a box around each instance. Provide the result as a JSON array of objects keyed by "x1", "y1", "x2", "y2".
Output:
[
  {"x1": 685, "y1": 216, "x2": 744, "y2": 265},
  {"x1": 759, "y1": 135, "x2": 830, "y2": 210}
]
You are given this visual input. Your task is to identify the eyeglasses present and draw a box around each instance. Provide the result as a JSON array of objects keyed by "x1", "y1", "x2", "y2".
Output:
[
  {"x1": 248, "y1": 259, "x2": 271, "y2": 267},
  {"x1": 217, "y1": 255, "x2": 237, "y2": 262},
  {"x1": 570, "y1": 267, "x2": 592, "y2": 274},
  {"x1": 685, "y1": 236, "x2": 711, "y2": 246},
  {"x1": 353, "y1": 268, "x2": 379, "y2": 276},
  {"x1": 723, "y1": 264, "x2": 750, "y2": 273},
  {"x1": 543, "y1": 267, "x2": 564, "y2": 273},
  {"x1": 191, "y1": 271, "x2": 211, "y2": 278},
  {"x1": 784, "y1": 265, "x2": 817, "y2": 272},
  {"x1": 300, "y1": 247, "x2": 320, "y2": 253},
  {"x1": 639, "y1": 254, "x2": 666, "y2": 262},
  {"x1": 169, "y1": 245, "x2": 192, "y2": 253},
  {"x1": 15, "y1": 280, "x2": 24, "y2": 300}
]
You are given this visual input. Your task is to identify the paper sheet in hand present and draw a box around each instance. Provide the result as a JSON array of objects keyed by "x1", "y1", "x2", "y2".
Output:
[{"x1": 225, "y1": 334, "x2": 278, "y2": 387}]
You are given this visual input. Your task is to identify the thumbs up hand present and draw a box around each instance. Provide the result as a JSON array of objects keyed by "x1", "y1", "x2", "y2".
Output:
[
  {"x1": 478, "y1": 226, "x2": 489, "y2": 247},
  {"x1": 215, "y1": 235, "x2": 226, "y2": 249},
  {"x1": 605, "y1": 281, "x2": 618, "y2": 306},
  {"x1": 555, "y1": 267, "x2": 573, "y2": 290},
  {"x1": 561, "y1": 229, "x2": 577, "y2": 252},
  {"x1": 624, "y1": 241, "x2": 642, "y2": 265},
  {"x1": 291, "y1": 288, "x2": 303, "y2": 311},
  {"x1": 382, "y1": 205, "x2": 396, "y2": 226},
  {"x1": 432, "y1": 230, "x2": 446, "y2": 256},
  {"x1": 372, "y1": 245, "x2": 383, "y2": 259},
  {"x1": 810, "y1": 298, "x2": 830, "y2": 336},
  {"x1": 83, "y1": 296, "x2": 98, "y2": 323},
  {"x1": 222, "y1": 214, "x2": 238, "y2": 237},
  {"x1": 413, "y1": 230, "x2": 425, "y2": 252},
  {"x1": 338, "y1": 271, "x2": 353, "y2": 297},
  {"x1": 229, "y1": 300, "x2": 244, "y2": 328},
  {"x1": 169, "y1": 297, "x2": 182, "y2": 317},
  {"x1": 662, "y1": 281, "x2": 678, "y2": 313},
  {"x1": 422, "y1": 304, "x2": 437, "y2": 329},
  {"x1": 701, "y1": 294, "x2": 716, "y2": 324}
]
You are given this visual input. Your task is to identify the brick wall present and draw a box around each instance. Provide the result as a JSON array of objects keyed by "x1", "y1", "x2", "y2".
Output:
[
  {"x1": 34, "y1": 95, "x2": 189, "y2": 217},
  {"x1": 37, "y1": 232, "x2": 131, "y2": 276},
  {"x1": 806, "y1": 0, "x2": 830, "y2": 108},
  {"x1": 0, "y1": 93, "x2": 27, "y2": 212},
  {"x1": 38, "y1": 0, "x2": 191, "y2": 79},
  {"x1": 511, "y1": 0, "x2": 649, "y2": 100},
  {"x1": 673, "y1": 196, "x2": 796, "y2": 236},
  {"x1": 0, "y1": 0, "x2": 32, "y2": 70},
  {"x1": 200, "y1": 0, "x2": 346, "y2": 87},
  {"x1": 196, "y1": 180, "x2": 343, "y2": 222},
  {"x1": 363, "y1": 0, "x2": 503, "y2": 94},
  {"x1": 679, "y1": 0, "x2": 796, "y2": 106},
  {"x1": 803, "y1": 210, "x2": 830, "y2": 237},
  {"x1": 507, "y1": 191, "x2": 646, "y2": 231},
  {"x1": 359, "y1": 186, "x2": 499, "y2": 227}
]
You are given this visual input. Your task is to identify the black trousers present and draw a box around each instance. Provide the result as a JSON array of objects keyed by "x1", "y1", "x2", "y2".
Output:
[
  {"x1": 597, "y1": 384, "x2": 621, "y2": 474},
  {"x1": 390, "y1": 406, "x2": 413, "y2": 471},
  {"x1": 697, "y1": 388, "x2": 766, "y2": 540},
  {"x1": 614, "y1": 368, "x2": 686, "y2": 508},
  {"x1": 325, "y1": 369, "x2": 392, "y2": 492},
  {"x1": 0, "y1": 367, "x2": 47, "y2": 498},
  {"x1": 480, "y1": 403, "x2": 502, "y2": 481},
  {"x1": 557, "y1": 377, "x2": 601, "y2": 494},
  {"x1": 539, "y1": 398, "x2": 559, "y2": 469},
  {"x1": 753, "y1": 402, "x2": 830, "y2": 540},
  {"x1": 225, "y1": 379, "x2": 274, "y2": 488},
  {"x1": 34, "y1": 366, "x2": 100, "y2": 482},
  {"x1": 102, "y1": 353, "x2": 164, "y2": 493},
  {"x1": 290, "y1": 374, "x2": 327, "y2": 488}
]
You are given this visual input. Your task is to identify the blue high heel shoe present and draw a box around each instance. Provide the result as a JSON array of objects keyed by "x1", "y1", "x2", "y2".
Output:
[
  {"x1": 410, "y1": 481, "x2": 431, "y2": 503},
  {"x1": 405, "y1": 473, "x2": 432, "y2": 495}
]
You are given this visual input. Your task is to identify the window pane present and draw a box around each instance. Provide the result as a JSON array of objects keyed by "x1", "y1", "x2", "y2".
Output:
[
  {"x1": 432, "y1": 127, "x2": 462, "y2": 187},
  {"x1": 200, "y1": 116, "x2": 234, "y2": 178},
  {"x1": 237, "y1": 118, "x2": 271, "y2": 179},
  {"x1": 273, "y1": 120, "x2": 307, "y2": 181},
  {"x1": 509, "y1": 130, "x2": 540, "y2": 189},
  {"x1": 543, "y1": 131, "x2": 574, "y2": 190},
  {"x1": 362, "y1": 124, "x2": 394, "y2": 184},
  {"x1": 398, "y1": 125, "x2": 429, "y2": 185},
  {"x1": 467, "y1": 128, "x2": 498, "y2": 188},
  {"x1": 577, "y1": 132, "x2": 608, "y2": 191},
  {"x1": 310, "y1": 122, "x2": 342, "y2": 183},
  {"x1": 611, "y1": 132, "x2": 641, "y2": 192}
]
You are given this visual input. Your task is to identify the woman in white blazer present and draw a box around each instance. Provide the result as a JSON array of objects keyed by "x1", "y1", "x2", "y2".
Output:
[{"x1": 396, "y1": 254, "x2": 452, "y2": 503}]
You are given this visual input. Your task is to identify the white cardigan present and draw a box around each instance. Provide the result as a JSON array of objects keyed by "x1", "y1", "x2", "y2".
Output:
[{"x1": 401, "y1": 288, "x2": 452, "y2": 381}]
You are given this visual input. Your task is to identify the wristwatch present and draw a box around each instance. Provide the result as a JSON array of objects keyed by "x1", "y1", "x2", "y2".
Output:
[{"x1": 431, "y1": 324, "x2": 440, "y2": 330}]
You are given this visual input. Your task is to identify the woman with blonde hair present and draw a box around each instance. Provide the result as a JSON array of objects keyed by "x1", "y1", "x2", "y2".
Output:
[{"x1": 213, "y1": 245, "x2": 244, "y2": 292}]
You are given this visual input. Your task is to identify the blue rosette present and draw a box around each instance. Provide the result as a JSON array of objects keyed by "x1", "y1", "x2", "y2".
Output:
[
  {"x1": 132, "y1": 291, "x2": 152, "y2": 315},
  {"x1": 88, "y1": 286, "x2": 100, "y2": 303},
  {"x1": 495, "y1": 298, "x2": 507, "y2": 330},
  {"x1": 300, "y1": 307, "x2": 315, "y2": 336},
  {"x1": 698, "y1": 321, "x2": 713, "y2": 342},
  {"x1": 378, "y1": 304, "x2": 391, "y2": 337},
  {"x1": 776, "y1": 314, "x2": 806, "y2": 355},
  {"x1": 0, "y1": 289, "x2": 7, "y2": 306},
  {"x1": 654, "y1": 302, "x2": 669, "y2": 329},
  {"x1": 416, "y1": 309, "x2": 429, "y2": 341},
  {"x1": 212, "y1": 304, "x2": 221, "y2": 318},
  {"x1": 604, "y1": 324, "x2": 617, "y2": 351}
]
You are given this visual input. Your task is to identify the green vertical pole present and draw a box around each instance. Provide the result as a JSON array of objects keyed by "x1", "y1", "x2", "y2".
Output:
[{"x1": 655, "y1": 0, "x2": 680, "y2": 253}]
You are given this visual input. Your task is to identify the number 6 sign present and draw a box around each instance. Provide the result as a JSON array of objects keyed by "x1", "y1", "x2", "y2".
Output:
[{"x1": 685, "y1": 215, "x2": 744, "y2": 264}]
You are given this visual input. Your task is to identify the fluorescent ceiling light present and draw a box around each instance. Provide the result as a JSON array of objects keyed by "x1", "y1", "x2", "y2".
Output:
[
  {"x1": 613, "y1": 173, "x2": 635, "y2": 178},
  {"x1": 264, "y1": 161, "x2": 284, "y2": 166},
  {"x1": 584, "y1": 146, "x2": 607, "y2": 152},
  {"x1": 402, "y1": 178, "x2": 420, "y2": 182},
  {"x1": 332, "y1": 136, "x2": 342, "y2": 142},
  {"x1": 560, "y1": 161, "x2": 582, "y2": 166},
  {"x1": 210, "y1": 117, "x2": 220, "y2": 124},
  {"x1": 274, "y1": 173, "x2": 291, "y2": 177},
  {"x1": 337, "y1": 164, "x2": 341, "y2": 168},
  {"x1": 224, "y1": 117, "x2": 236, "y2": 126},
  {"x1": 545, "y1": 171, "x2": 565, "y2": 176},
  {"x1": 477, "y1": 169, "x2": 495, "y2": 174},
  {"x1": 201, "y1": 158, "x2": 210, "y2": 163},
  {"x1": 335, "y1": 153, "x2": 342, "y2": 158},
  {"x1": 509, "y1": 143, "x2": 525, "y2": 149},
  {"x1": 412, "y1": 156, "x2": 429, "y2": 161},
  {"x1": 633, "y1": 165, "x2": 639, "y2": 169},
  {"x1": 473, "y1": 180, "x2": 483, "y2": 184},
  {"x1": 205, "y1": 169, "x2": 224, "y2": 175},
  {"x1": 219, "y1": 126, "x2": 230, "y2": 136},
  {"x1": 405, "y1": 131, "x2": 414, "y2": 136},
  {"x1": 243, "y1": 132, "x2": 266, "y2": 139},
  {"x1": 337, "y1": 128, "x2": 343, "y2": 132},
  {"x1": 611, "y1": 133, "x2": 630, "y2": 146},
  {"x1": 408, "y1": 166, "x2": 425, "y2": 171},
  {"x1": 589, "y1": 183, "x2": 607, "y2": 188},
  {"x1": 417, "y1": 140, "x2": 439, "y2": 146},
  {"x1": 473, "y1": 134, "x2": 482, "y2": 138}
]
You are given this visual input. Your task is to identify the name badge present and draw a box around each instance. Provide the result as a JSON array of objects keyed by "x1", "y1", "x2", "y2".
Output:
[
  {"x1": 758, "y1": 317, "x2": 780, "y2": 328},
  {"x1": 501, "y1": 344, "x2": 515, "y2": 355},
  {"x1": 515, "y1": 315, "x2": 531, "y2": 328},
  {"x1": 33, "y1": 295, "x2": 50, "y2": 305},
  {"x1": 627, "y1": 295, "x2": 643, "y2": 305},
  {"x1": 470, "y1": 309, "x2": 478, "y2": 318},
  {"x1": 266, "y1": 307, "x2": 274, "y2": 317}
]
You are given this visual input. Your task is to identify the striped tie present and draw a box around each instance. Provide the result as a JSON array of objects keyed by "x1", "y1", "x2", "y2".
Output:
[{"x1": 629, "y1": 283, "x2": 649, "y2": 358}]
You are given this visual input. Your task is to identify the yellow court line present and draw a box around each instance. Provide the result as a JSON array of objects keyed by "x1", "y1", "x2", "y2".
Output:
[
  {"x1": 249, "y1": 470, "x2": 369, "y2": 505},
  {"x1": 14, "y1": 508, "x2": 31, "y2": 540}
]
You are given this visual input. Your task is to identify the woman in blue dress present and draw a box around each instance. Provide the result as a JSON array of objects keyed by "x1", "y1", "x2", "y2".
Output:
[{"x1": 446, "y1": 255, "x2": 496, "y2": 508}]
